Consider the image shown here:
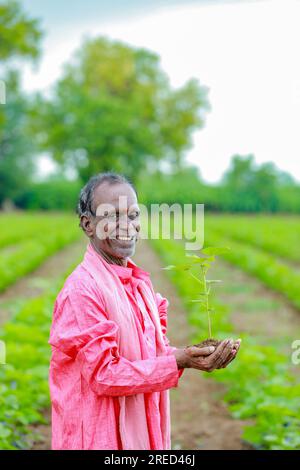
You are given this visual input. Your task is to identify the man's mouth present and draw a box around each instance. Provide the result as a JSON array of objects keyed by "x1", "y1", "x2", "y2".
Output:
[
  {"x1": 110, "y1": 235, "x2": 136, "y2": 243},
  {"x1": 115, "y1": 235, "x2": 134, "y2": 241}
]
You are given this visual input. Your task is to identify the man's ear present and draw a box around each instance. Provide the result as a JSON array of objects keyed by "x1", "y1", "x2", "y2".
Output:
[{"x1": 80, "y1": 215, "x2": 94, "y2": 237}]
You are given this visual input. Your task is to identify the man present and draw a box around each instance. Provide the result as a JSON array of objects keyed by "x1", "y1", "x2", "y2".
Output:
[{"x1": 48, "y1": 172, "x2": 240, "y2": 450}]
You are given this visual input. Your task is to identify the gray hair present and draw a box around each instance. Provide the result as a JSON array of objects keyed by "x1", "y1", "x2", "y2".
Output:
[{"x1": 77, "y1": 172, "x2": 137, "y2": 228}]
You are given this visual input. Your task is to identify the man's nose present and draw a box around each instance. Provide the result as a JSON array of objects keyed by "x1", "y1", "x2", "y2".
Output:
[{"x1": 118, "y1": 216, "x2": 138, "y2": 234}]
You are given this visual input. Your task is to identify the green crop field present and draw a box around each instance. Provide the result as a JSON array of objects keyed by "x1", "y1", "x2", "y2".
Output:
[
  {"x1": 205, "y1": 215, "x2": 300, "y2": 264},
  {"x1": 0, "y1": 213, "x2": 82, "y2": 292},
  {"x1": 2, "y1": 0, "x2": 300, "y2": 453},
  {"x1": 0, "y1": 213, "x2": 300, "y2": 450}
]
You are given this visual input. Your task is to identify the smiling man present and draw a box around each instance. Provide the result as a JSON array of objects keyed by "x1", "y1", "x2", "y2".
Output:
[{"x1": 48, "y1": 172, "x2": 240, "y2": 450}]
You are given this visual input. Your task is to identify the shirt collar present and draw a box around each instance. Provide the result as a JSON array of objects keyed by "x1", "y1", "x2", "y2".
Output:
[
  {"x1": 88, "y1": 242, "x2": 150, "y2": 282},
  {"x1": 109, "y1": 258, "x2": 150, "y2": 282}
]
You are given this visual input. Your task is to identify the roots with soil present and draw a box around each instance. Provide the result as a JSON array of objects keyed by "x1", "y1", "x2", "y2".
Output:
[{"x1": 188, "y1": 338, "x2": 222, "y2": 349}]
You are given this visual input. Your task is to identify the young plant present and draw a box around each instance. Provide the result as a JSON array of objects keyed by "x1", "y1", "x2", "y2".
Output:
[{"x1": 163, "y1": 245, "x2": 230, "y2": 348}]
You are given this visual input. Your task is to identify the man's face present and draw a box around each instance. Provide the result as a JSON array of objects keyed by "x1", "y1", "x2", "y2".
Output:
[{"x1": 82, "y1": 182, "x2": 141, "y2": 260}]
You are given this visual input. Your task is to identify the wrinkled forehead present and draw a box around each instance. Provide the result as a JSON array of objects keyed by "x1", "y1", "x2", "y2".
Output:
[{"x1": 92, "y1": 182, "x2": 138, "y2": 211}]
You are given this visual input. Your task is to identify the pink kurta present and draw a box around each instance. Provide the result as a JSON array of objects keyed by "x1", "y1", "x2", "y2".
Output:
[{"x1": 48, "y1": 242, "x2": 184, "y2": 450}]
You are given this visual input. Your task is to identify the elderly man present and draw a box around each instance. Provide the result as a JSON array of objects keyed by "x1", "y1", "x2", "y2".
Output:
[{"x1": 48, "y1": 172, "x2": 240, "y2": 450}]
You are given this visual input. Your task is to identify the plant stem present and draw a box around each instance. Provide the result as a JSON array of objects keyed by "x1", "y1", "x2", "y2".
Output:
[
  {"x1": 202, "y1": 266, "x2": 212, "y2": 339},
  {"x1": 189, "y1": 266, "x2": 212, "y2": 339},
  {"x1": 188, "y1": 271, "x2": 203, "y2": 285}
]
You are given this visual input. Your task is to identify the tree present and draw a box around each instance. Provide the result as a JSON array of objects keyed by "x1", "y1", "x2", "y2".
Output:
[
  {"x1": 0, "y1": 70, "x2": 35, "y2": 205},
  {"x1": 221, "y1": 155, "x2": 256, "y2": 211},
  {"x1": 30, "y1": 37, "x2": 210, "y2": 182},
  {"x1": 253, "y1": 162, "x2": 279, "y2": 212},
  {"x1": 222, "y1": 155, "x2": 279, "y2": 212},
  {"x1": 0, "y1": 0, "x2": 42, "y2": 60},
  {"x1": 0, "y1": 0, "x2": 42, "y2": 207}
]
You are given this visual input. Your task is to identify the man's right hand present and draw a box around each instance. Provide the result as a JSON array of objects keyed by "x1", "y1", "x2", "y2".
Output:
[{"x1": 173, "y1": 339, "x2": 236, "y2": 372}]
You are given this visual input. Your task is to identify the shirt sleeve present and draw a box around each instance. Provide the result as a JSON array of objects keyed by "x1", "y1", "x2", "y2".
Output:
[
  {"x1": 155, "y1": 292, "x2": 185, "y2": 380},
  {"x1": 49, "y1": 284, "x2": 181, "y2": 397}
]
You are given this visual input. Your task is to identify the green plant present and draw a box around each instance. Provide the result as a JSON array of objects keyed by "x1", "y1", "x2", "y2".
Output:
[{"x1": 163, "y1": 246, "x2": 229, "y2": 341}]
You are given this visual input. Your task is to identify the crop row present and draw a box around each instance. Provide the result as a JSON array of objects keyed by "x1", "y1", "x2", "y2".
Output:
[
  {"x1": 203, "y1": 230, "x2": 300, "y2": 311},
  {"x1": 205, "y1": 215, "x2": 300, "y2": 264},
  {"x1": 168, "y1": 215, "x2": 300, "y2": 310},
  {"x1": 0, "y1": 213, "x2": 78, "y2": 250},
  {"x1": 0, "y1": 222, "x2": 81, "y2": 292}
]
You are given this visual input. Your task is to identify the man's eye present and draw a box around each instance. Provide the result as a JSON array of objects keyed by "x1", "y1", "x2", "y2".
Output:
[{"x1": 128, "y1": 212, "x2": 140, "y2": 220}]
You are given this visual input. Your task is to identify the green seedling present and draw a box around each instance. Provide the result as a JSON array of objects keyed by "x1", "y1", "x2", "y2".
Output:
[{"x1": 163, "y1": 245, "x2": 230, "y2": 347}]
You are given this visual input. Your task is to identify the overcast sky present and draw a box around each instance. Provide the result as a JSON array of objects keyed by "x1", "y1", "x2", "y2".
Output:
[{"x1": 21, "y1": 0, "x2": 300, "y2": 183}]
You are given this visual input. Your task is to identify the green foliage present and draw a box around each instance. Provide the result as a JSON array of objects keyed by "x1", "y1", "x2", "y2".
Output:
[
  {"x1": 0, "y1": 213, "x2": 74, "y2": 249},
  {"x1": 176, "y1": 214, "x2": 300, "y2": 310},
  {"x1": 0, "y1": 213, "x2": 82, "y2": 291},
  {"x1": 221, "y1": 155, "x2": 280, "y2": 212},
  {"x1": 163, "y1": 246, "x2": 230, "y2": 338},
  {"x1": 137, "y1": 166, "x2": 211, "y2": 206},
  {"x1": 137, "y1": 158, "x2": 300, "y2": 214},
  {"x1": 0, "y1": 0, "x2": 42, "y2": 61},
  {"x1": 30, "y1": 37, "x2": 210, "y2": 182},
  {"x1": 0, "y1": 0, "x2": 42, "y2": 208},
  {"x1": 205, "y1": 214, "x2": 300, "y2": 263},
  {"x1": 0, "y1": 70, "x2": 36, "y2": 206},
  {"x1": 14, "y1": 178, "x2": 82, "y2": 211},
  {"x1": 277, "y1": 185, "x2": 300, "y2": 213},
  {"x1": 205, "y1": 230, "x2": 300, "y2": 311}
]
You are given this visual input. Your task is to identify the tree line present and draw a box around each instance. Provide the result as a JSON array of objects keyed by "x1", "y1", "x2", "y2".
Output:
[{"x1": 0, "y1": 1, "x2": 299, "y2": 213}]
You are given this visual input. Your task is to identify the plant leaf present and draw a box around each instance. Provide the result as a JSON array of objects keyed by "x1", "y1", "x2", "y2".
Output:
[
  {"x1": 163, "y1": 263, "x2": 191, "y2": 272},
  {"x1": 202, "y1": 246, "x2": 230, "y2": 256},
  {"x1": 189, "y1": 299, "x2": 207, "y2": 304},
  {"x1": 201, "y1": 261, "x2": 212, "y2": 267},
  {"x1": 186, "y1": 254, "x2": 215, "y2": 263}
]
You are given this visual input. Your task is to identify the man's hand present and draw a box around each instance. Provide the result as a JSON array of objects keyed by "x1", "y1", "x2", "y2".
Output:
[
  {"x1": 216, "y1": 339, "x2": 241, "y2": 369},
  {"x1": 173, "y1": 339, "x2": 241, "y2": 373}
]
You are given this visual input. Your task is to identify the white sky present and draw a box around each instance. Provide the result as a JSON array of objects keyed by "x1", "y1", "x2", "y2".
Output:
[{"x1": 22, "y1": 0, "x2": 300, "y2": 183}]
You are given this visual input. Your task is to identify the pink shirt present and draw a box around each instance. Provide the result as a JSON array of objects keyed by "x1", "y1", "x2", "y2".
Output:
[{"x1": 48, "y1": 248, "x2": 184, "y2": 450}]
